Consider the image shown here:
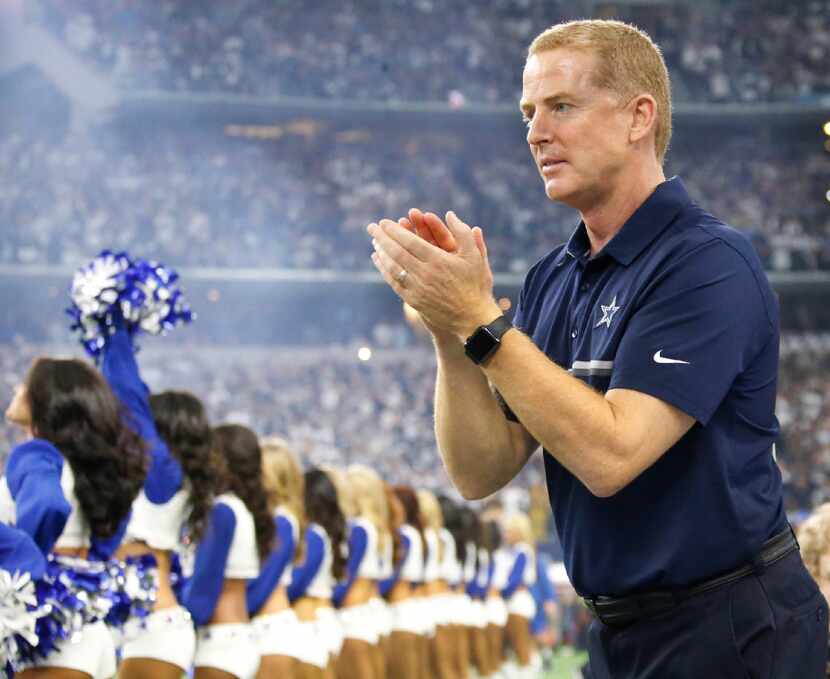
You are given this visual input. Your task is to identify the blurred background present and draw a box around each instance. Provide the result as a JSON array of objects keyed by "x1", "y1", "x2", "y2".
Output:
[{"x1": 0, "y1": 1, "x2": 829, "y2": 654}]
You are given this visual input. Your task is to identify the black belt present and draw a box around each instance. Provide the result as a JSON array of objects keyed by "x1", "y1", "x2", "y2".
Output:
[{"x1": 583, "y1": 527, "x2": 799, "y2": 628}]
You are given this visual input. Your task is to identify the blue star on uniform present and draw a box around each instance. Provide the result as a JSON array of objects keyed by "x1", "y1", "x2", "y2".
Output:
[{"x1": 595, "y1": 295, "x2": 620, "y2": 329}]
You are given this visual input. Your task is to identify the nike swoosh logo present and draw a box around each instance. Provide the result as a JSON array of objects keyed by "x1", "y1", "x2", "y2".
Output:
[{"x1": 653, "y1": 350, "x2": 690, "y2": 365}]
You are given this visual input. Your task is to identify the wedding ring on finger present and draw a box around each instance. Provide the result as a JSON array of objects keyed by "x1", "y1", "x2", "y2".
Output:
[{"x1": 396, "y1": 269, "x2": 409, "y2": 286}]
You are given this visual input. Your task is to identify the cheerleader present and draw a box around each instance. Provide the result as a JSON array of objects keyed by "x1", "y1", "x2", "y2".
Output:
[
  {"x1": 417, "y1": 489, "x2": 454, "y2": 679},
  {"x1": 246, "y1": 437, "x2": 304, "y2": 679},
  {"x1": 462, "y1": 509, "x2": 491, "y2": 679},
  {"x1": 377, "y1": 484, "x2": 404, "y2": 678},
  {"x1": 386, "y1": 485, "x2": 426, "y2": 679},
  {"x1": 2, "y1": 357, "x2": 146, "y2": 678},
  {"x1": 436, "y1": 496, "x2": 464, "y2": 679},
  {"x1": 183, "y1": 425, "x2": 273, "y2": 679},
  {"x1": 287, "y1": 468, "x2": 348, "y2": 679},
  {"x1": 501, "y1": 514, "x2": 537, "y2": 676},
  {"x1": 333, "y1": 466, "x2": 387, "y2": 679},
  {"x1": 482, "y1": 520, "x2": 508, "y2": 675},
  {"x1": 101, "y1": 322, "x2": 215, "y2": 679}
]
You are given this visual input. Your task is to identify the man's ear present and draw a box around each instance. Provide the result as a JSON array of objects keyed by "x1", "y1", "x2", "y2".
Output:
[{"x1": 628, "y1": 93, "x2": 658, "y2": 147}]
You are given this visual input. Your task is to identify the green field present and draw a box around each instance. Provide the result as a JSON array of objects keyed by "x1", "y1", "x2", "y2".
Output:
[{"x1": 543, "y1": 647, "x2": 588, "y2": 679}]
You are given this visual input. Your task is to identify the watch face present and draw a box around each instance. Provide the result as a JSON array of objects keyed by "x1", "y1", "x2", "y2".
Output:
[{"x1": 466, "y1": 327, "x2": 498, "y2": 363}]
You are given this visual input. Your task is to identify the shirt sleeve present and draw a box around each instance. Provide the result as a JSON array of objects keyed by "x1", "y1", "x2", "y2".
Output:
[
  {"x1": 332, "y1": 523, "x2": 368, "y2": 607},
  {"x1": 286, "y1": 527, "x2": 325, "y2": 602},
  {"x1": 0, "y1": 523, "x2": 46, "y2": 580},
  {"x1": 101, "y1": 325, "x2": 183, "y2": 503},
  {"x1": 182, "y1": 502, "x2": 235, "y2": 626},
  {"x1": 501, "y1": 552, "x2": 528, "y2": 599},
  {"x1": 609, "y1": 239, "x2": 774, "y2": 425},
  {"x1": 379, "y1": 531, "x2": 409, "y2": 597},
  {"x1": 246, "y1": 515, "x2": 296, "y2": 615},
  {"x1": 5, "y1": 440, "x2": 71, "y2": 556}
]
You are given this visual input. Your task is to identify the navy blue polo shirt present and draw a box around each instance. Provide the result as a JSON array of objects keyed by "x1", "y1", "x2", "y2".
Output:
[{"x1": 512, "y1": 177, "x2": 786, "y2": 597}]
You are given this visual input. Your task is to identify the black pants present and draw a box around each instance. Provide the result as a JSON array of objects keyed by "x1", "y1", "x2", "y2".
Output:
[{"x1": 584, "y1": 549, "x2": 828, "y2": 678}]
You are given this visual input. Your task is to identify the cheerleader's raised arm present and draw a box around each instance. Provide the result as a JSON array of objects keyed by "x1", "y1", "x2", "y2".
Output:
[{"x1": 101, "y1": 320, "x2": 183, "y2": 504}]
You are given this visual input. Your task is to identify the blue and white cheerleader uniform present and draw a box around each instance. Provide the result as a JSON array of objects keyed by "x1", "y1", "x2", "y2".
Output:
[
  {"x1": 502, "y1": 542, "x2": 537, "y2": 620},
  {"x1": 388, "y1": 523, "x2": 426, "y2": 636},
  {"x1": 101, "y1": 323, "x2": 194, "y2": 669},
  {"x1": 287, "y1": 522, "x2": 343, "y2": 668},
  {"x1": 183, "y1": 492, "x2": 261, "y2": 679},
  {"x1": 0, "y1": 439, "x2": 129, "y2": 678},
  {"x1": 334, "y1": 517, "x2": 382, "y2": 645},
  {"x1": 246, "y1": 505, "x2": 303, "y2": 660}
]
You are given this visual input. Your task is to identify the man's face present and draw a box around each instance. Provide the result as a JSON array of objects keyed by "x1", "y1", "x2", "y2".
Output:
[{"x1": 520, "y1": 48, "x2": 632, "y2": 210}]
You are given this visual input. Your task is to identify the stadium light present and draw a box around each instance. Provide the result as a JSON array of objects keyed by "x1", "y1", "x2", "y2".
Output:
[
  {"x1": 824, "y1": 121, "x2": 830, "y2": 136},
  {"x1": 358, "y1": 346, "x2": 372, "y2": 361}
]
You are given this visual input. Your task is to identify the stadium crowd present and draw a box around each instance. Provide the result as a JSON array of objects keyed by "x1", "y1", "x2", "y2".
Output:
[
  {"x1": 24, "y1": 0, "x2": 830, "y2": 104},
  {"x1": 2, "y1": 123, "x2": 827, "y2": 272}
]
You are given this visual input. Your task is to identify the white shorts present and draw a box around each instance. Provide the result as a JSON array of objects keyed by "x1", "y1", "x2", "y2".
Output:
[
  {"x1": 486, "y1": 596, "x2": 509, "y2": 627},
  {"x1": 292, "y1": 619, "x2": 329, "y2": 668},
  {"x1": 390, "y1": 598, "x2": 423, "y2": 635},
  {"x1": 368, "y1": 597, "x2": 392, "y2": 637},
  {"x1": 253, "y1": 609, "x2": 301, "y2": 657},
  {"x1": 30, "y1": 620, "x2": 116, "y2": 679},
  {"x1": 316, "y1": 606, "x2": 344, "y2": 658},
  {"x1": 469, "y1": 599, "x2": 489, "y2": 629},
  {"x1": 339, "y1": 603, "x2": 379, "y2": 644},
  {"x1": 121, "y1": 605, "x2": 196, "y2": 670},
  {"x1": 507, "y1": 589, "x2": 537, "y2": 620},
  {"x1": 195, "y1": 623, "x2": 260, "y2": 679}
]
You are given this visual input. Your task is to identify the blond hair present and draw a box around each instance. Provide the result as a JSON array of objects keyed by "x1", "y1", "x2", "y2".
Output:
[
  {"x1": 417, "y1": 489, "x2": 444, "y2": 563},
  {"x1": 320, "y1": 464, "x2": 358, "y2": 519},
  {"x1": 504, "y1": 512, "x2": 534, "y2": 545},
  {"x1": 529, "y1": 19, "x2": 672, "y2": 164},
  {"x1": 347, "y1": 464, "x2": 390, "y2": 556},
  {"x1": 260, "y1": 436, "x2": 305, "y2": 561},
  {"x1": 798, "y1": 506, "x2": 830, "y2": 581}
]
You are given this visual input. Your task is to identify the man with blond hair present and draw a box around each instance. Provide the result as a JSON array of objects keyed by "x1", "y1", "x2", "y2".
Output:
[{"x1": 367, "y1": 19, "x2": 827, "y2": 677}]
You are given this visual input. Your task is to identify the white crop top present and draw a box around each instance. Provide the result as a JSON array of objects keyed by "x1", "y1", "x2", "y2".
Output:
[
  {"x1": 463, "y1": 540, "x2": 477, "y2": 583},
  {"x1": 476, "y1": 548, "x2": 490, "y2": 590},
  {"x1": 398, "y1": 524, "x2": 424, "y2": 583},
  {"x1": 216, "y1": 493, "x2": 260, "y2": 579},
  {"x1": 306, "y1": 523, "x2": 334, "y2": 599},
  {"x1": 125, "y1": 487, "x2": 190, "y2": 551},
  {"x1": 379, "y1": 528, "x2": 394, "y2": 580},
  {"x1": 514, "y1": 542, "x2": 537, "y2": 586},
  {"x1": 277, "y1": 506, "x2": 300, "y2": 587},
  {"x1": 438, "y1": 528, "x2": 459, "y2": 584},
  {"x1": 422, "y1": 527, "x2": 441, "y2": 583},
  {"x1": 491, "y1": 548, "x2": 511, "y2": 590},
  {"x1": 354, "y1": 517, "x2": 382, "y2": 580}
]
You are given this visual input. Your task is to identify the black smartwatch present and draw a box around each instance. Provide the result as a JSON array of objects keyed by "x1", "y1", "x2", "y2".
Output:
[{"x1": 464, "y1": 316, "x2": 513, "y2": 365}]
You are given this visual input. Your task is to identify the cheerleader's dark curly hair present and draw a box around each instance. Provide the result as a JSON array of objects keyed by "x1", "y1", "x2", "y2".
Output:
[
  {"x1": 305, "y1": 468, "x2": 347, "y2": 580},
  {"x1": 212, "y1": 424, "x2": 274, "y2": 560},
  {"x1": 150, "y1": 390, "x2": 219, "y2": 544},
  {"x1": 26, "y1": 357, "x2": 147, "y2": 540}
]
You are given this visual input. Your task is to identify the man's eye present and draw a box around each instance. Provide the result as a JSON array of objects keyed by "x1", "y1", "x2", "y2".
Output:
[
  {"x1": 522, "y1": 116, "x2": 532, "y2": 127},
  {"x1": 553, "y1": 103, "x2": 571, "y2": 113}
]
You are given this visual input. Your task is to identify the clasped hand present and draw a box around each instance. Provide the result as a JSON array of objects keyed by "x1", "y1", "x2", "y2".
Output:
[{"x1": 367, "y1": 208, "x2": 502, "y2": 342}]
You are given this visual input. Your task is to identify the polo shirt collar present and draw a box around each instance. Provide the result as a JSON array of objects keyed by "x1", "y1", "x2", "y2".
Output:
[{"x1": 564, "y1": 176, "x2": 692, "y2": 267}]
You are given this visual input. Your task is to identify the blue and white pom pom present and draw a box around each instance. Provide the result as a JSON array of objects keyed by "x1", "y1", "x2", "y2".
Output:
[
  {"x1": 0, "y1": 570, "x2": 48, "y2": 677},
  {"x1": 67, "y1": 250, "x2": 194, "y2": 359}
]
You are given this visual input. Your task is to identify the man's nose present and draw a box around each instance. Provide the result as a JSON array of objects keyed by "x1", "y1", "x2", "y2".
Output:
[{"x1": 526, "y1": 112, "x2": 553, "y2": 146}]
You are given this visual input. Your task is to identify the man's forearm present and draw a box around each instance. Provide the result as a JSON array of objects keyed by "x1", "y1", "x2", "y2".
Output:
[{"x1": 433, "y1": 334, "x2": 529, "y2": 499}]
